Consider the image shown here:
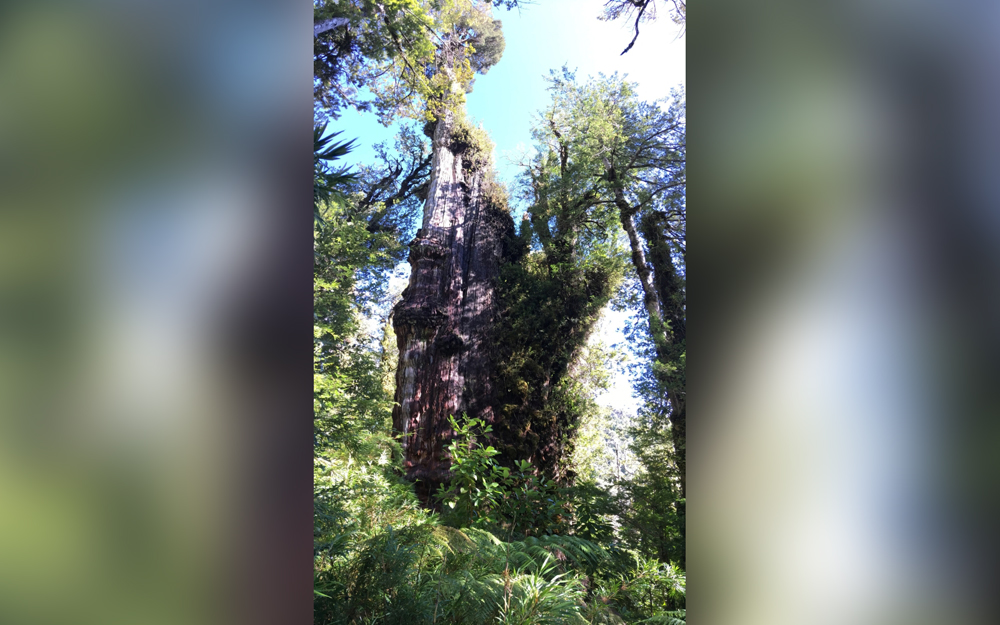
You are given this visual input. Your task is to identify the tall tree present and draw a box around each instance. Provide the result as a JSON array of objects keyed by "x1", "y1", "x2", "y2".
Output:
[
  {"x1": 524, "y1": 71, "x2": 685, "y2": 494},
  {"x1": 389, "y1": 0, "x2": 513, "y2": 499},
  {"x1": 489, "y1": 75, "x2": 633, "y2": 479}
]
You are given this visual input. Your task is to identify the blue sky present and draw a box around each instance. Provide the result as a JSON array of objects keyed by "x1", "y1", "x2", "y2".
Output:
[{"x1": 336, "y1": 0, "x2": 685, "y2": 216}]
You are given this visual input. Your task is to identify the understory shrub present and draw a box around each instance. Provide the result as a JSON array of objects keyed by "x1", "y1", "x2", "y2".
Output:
[{"x1": 314, "y1": 419, "x2": 685, "y2": 624}]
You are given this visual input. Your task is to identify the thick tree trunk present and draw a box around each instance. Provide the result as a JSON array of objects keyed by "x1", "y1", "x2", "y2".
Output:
[{"x1": 392, "y1": 108, "x2": 512, "y2": 501}]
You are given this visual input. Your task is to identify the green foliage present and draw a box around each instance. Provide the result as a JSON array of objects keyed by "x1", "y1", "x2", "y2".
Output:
[
  {"x1": 312, "y1": 19, "x2": 688, "y2": 623},
  {"x1": 612, "y1": 387, "x2": 684, "y2": 565},
  {"x1": 433, "y1": 0, "x2": 506, "y2": 76},
  {"x1": 435, "y1": 415, "x2": 568, "y2": 538},
  {"x1": 314, "y1": 446, "x2": 438, "y2": 624},
  {"x1": 313, "y1": 402, "x2": 684, "y2": 624},
  {"x1": 434, "y1": 416, "x2": 623, "y2": 554},
  {"x1": 314, "y1": 123, "x2": 358, "y2": 223},
  {"x1": 572, "y1": 406, "x2": 639, "y2": 487},
  {"x1": 637, "y1": 613, "x2": 686, "y2": 625},
  {"x1": 490, "y1": 555, "x2": 588, "y2": 625},
  {"x1": 585, "y1": 553, "x2": 685, "y2": 624},
  {"x1": 449, "y1": 114, "x2": 495, "y2": 171},
  {"x1": 492, "y1": 206, "x2": 628, "y2": 479},
  {"x1": 313, "y1": 125, "x2": 431, "y2": 451},
  {"x1": 435, "y1": 415, "x2": 505, "y2": 528},
  {"x1": 314, "y1": 0, "x2": 509, "y2": 123},
  {"x1": 423, "y1": 532, "x2": 603, "y2": 625},
  {"x1": 419, "y1": 0, "x2": 507, "y2": 118},
  {"x1": 488, "y1": 69, "x2": 692, "y2": 485},
  {"x1": 315, "y1": 489, "x2": 686, "y2": 624},
  {"x1": 313, "y1": 194, "x2": 403, "y2": 450},
  {"x1": 521, "y1": 70, "x2": 686, "y2": 570},
  {"x1": 314, "y1": 0, "x2": 436, "y2": 122},
  {"x1": 561, "y1": 480, "x2": 617, "y2": 543},
  {"x1": 313, "y1": 451, "x2": 675, "y2": 625}
]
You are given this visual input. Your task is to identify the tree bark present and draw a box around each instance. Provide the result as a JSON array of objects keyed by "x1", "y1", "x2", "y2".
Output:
[
  {"x1": 613, "y1": 177, "x2": 686, "y2": 498},
  {"x1": 391, "y1": 108, "x2": 513, "y2": 501},
  {"x1": 640, "y1": 210, "x2": 685, "y2": 494}
]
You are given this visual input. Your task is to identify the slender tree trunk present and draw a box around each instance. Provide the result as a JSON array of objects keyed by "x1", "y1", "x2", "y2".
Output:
[
  {"x1": 619, "y1": 209, "x2": 667, "y2": 348},
  {"x1": 640, "y1": 210, "x2": 686, "y2": 499},
  {"x1": 614, "y1": 185, "x2": 686, "y2": 499},
  {"x1": 391, "y1": 106, "x2": 512, "y2": 501}
]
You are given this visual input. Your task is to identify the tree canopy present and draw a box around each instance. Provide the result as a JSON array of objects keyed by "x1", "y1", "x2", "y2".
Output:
[{"x1": 313, "y1": 0, "x2": 506, "y2": 124}]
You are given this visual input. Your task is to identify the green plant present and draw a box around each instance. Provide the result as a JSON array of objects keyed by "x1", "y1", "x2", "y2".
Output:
[
  {"x1": 435, "y1": 415, "x2": 506, "y2": 528},
  {"x1": 421, "y1": 529, "x2": 608, "y2": 625},
  {"x1": 494, "y1": 554, "x2": 588, "y2": 625},
  {"x1": 636, "y1": 611, "x2": 686, "y2": 625},
  {"x1": 588, "y1": 552, "x2": 685, "y2": 623},
  {"x1": 435, "y1": 414, "x2": 570, "y2": 538},
  {"x1": 562, "y1": 480, "x2": 617, "y2": 543}
]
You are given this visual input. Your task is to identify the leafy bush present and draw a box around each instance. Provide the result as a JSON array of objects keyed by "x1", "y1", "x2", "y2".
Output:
[
  {"x1": 589, "y1": 553, "x2": 686, "y2": 623},
  {"x1": 314, "y1": 446, "x2": 686, "y2": 625},
  {"x1": 435, "y1": 414, "x2": 568, "y2": 538}
]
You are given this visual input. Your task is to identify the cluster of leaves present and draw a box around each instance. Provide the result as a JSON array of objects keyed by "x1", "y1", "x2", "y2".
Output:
[
  {"x1": 614, "y1": 324, "x2": 685, "y2": 566},
  {"x1": 566, "y1": 401, "x2": 683, "y2": 564},
  {"x1": 313, "y1": 0, "x2": 436, "y2": 122},
  {"x1": 435, "y1": 415, "x2": 568, "y2": 537},
  {"x1": 448, "y1": 114, "x2": 496, "y2": 171},
  {"x1": 471, "y1": 73, "x2": 682, "y2": 494},
  {"x1": 587, "y1": 553, "x2": 686, "y2": 624},
  {"x1": 420, "y1": 0, "x2": 506, "y2": 119},
  {"x1": 572, "y1": 405, "x2": 639, "y2": 487},
  {"x1": 314, "y1": 123, "x2": 358, "y2": 223},
  {"x1": 491, "y1": 164, "x2": 629, "y2": 477},
  {"x1": 314, "y1": 0, "x2": 508, "y2": 124},
  {"x1": 313, "y1": 124, "x2": 431, "y2": 450},
  {"x1": 314, "y1": 434, "x2": 686, "y2": 624}
]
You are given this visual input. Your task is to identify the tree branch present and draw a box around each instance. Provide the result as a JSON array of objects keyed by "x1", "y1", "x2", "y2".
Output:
[
  {"x1": 620, "y1": 0, "x2": 650, "y2": 55},
  {"x1": 314, "y1": 18, "x2": 350, "y2": 38}
]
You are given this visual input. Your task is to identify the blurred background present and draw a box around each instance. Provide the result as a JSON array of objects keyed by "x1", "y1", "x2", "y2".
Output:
[
  {"x1": 690, "y1": 1, "x2": 1000, "y2": 623},
  {"x1": 5, "y1": 0, "x2": 1000, "y2": 623},
  {"x1": 0, "y1": 1, "x2": 313, "y2": 624}
]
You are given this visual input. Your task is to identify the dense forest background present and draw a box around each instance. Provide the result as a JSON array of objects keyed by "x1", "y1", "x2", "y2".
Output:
[{"x1": 313, "y1": 1, "x2": 686, "y2": 623}]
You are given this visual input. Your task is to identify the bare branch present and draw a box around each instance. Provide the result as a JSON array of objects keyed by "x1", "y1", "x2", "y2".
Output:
[{"x1": 620, "y1": 0, "x2": 650, "y2": 55}]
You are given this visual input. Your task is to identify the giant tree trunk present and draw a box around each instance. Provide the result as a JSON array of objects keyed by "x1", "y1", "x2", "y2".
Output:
[{"x1": 391, "y1": 107, "x2": 512, "y2": 501}]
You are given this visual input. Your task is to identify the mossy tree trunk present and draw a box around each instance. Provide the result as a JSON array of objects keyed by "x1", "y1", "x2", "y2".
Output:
[{"x1": 391, "y1": 107, "x2": 513, "y2": 501}]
